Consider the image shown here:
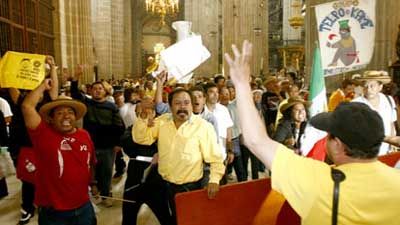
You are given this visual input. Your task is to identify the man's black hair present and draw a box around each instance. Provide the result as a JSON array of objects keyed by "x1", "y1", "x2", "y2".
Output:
[
  {"x1": 214, "y1": 75, "x2": 225, "y2": 84},
  {"x1": 123, "y1": 87, "x2": 139, "y2": 103},
  {"x1": 203, "y1": 82, "x2": 218, "y2": 93},
  {"x1": 189, "y1": 85, "x2": 206, "y2": 95},
  {"x1": 341, "y1": 79, "x2": 354, "y2": 89},
  {"x1": 168, "y1": 88, "x2": 192, "y2": 106}
]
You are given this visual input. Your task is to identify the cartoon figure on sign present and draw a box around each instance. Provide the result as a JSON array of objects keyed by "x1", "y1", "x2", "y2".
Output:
[
  {"x1": 326, "y1": 20, "x2": 358, "y2": 67},
  {"x1": 20, "y1": 58, "x2": 32, "y2": 70}
]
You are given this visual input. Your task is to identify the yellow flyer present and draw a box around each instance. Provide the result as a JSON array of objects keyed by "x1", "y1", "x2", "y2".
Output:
[{"x1": 0, "y1": 51, "x2": 46, "y2": 90}]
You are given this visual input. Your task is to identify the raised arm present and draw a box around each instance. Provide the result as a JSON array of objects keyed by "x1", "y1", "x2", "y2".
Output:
[
  {"x1": 154, "y1": 71, "x2": 170, "y2": 114},
  {"x1": 155, "y1": 71, "x2": 167, "y2": 105},
  {"x1": 46, "y1": 56, "x2": 59, "y2": 100},
  {"x1": 132, "y1": 103, "x2": 159, "y2": 145},
  {"x1": 224, "y1": 40, "x2": 279, "y2": 170},
  {"x1": 8, "y1": 88, "x2": 20, "y2": 105},
  {"x1": 21, "y1": 79, "x2": 52, "y2": 129},
  {"x1": 70, "y1": 65, "x2": 85, "y2": 101}
]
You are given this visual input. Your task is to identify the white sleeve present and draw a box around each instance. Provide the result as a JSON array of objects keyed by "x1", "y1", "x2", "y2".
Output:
[
  {"x1": 0, "y1": 97, "x2": 13, "y2": 117},
  {"x1": 223, "y1": 107, "x2": 234, "y2": 128},
  {"x1": 388, "y1": 96, "x2": 397, "y2": 122}
]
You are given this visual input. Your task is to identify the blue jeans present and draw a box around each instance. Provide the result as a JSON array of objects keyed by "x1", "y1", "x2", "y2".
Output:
[{"x1": 38, "y1": 201, "x2": 96, "y2": 225}]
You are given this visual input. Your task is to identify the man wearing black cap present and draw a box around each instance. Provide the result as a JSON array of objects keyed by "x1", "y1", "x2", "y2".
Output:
[{"x1": 225, "y1": 40, "x2": 400, "y2": 225}]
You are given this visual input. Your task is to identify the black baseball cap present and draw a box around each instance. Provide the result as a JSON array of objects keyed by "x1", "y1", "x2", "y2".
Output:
[{"x1": 310, "y1": 102, "x2": 384, "y2": 150}]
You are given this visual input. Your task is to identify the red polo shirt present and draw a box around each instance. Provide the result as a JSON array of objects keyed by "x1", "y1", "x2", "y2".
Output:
[{"x1": 28, "y1": 121, "x2": 95, "y2": 210}]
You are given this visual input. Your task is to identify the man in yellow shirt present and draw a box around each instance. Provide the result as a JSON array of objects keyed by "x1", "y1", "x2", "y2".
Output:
[
  {"x1": 225, "y1": 40, "x2": 400, "y2": 225},
  {"x1": 132, "y1": 88, "x2": 225, "y2": 225},
  {"x1": 143, "y1": 79, "x2": 156, "y2": 98},
  {"x1": 328, "y1": 78, "x2": 355, "y2": 111}
]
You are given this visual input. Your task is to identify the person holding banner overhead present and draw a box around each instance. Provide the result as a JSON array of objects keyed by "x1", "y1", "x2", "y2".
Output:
[
  {"x1": 3, "y1": 55, "x2": 59, "y2": 225},
  {"x1": 21, "y1": 77, "x2": 97, "y2": 225},
  {"x1": 225, "y1": 40, "x2": 400, "y2": 225}
]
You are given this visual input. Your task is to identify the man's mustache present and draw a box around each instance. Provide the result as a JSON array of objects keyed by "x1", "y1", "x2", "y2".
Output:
[{"x1": 177, "y1": 110, "x2": 189, "y2": 115}]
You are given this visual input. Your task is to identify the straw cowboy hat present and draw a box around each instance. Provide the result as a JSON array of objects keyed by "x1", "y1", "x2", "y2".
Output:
[
  {"x1": 280, "y1": 97, "x2": 311, "y2": 114},
  {"x1": 39, "y1": 96, "x2": 87, "y2": 121},
  {"x1": 264, "y1": 76, "x2": 278, "y2": 85},
  {"x1": 355, "y1": 70, "x2": 391, "y2": 84}
]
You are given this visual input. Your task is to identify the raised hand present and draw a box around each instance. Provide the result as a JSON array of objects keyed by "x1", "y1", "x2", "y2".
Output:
[
  {"x1": 74, "y1": 64, "x2": 84, "y2": 81},
  {"x1": 45, "y1": 55, "x2": 56, "y2": 67},
  {"x1": 224, "y1": 40, "x2": 253, "y2": 88},
  {"x1": 62, "y1": 68, "x2": 71, "y2": 82},
  {"x1": 155, "y1": 71, "x2": 168, "y2": 85}
]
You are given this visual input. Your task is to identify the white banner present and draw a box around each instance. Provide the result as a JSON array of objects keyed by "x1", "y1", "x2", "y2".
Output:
[{"x1": 315, "y1": 0, "x2": 376, "y2": 76}]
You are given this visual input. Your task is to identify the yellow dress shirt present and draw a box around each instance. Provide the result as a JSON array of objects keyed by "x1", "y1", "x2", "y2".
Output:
[{"x1": 132, "y1": 113, "x2": 225, "y2": 184}]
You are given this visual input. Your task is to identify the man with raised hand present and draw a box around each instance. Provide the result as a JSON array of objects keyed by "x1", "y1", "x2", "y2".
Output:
[
  {"x1": 132, "y1": 88, "x2": 225, "y2": 225},
  {"x1": 22, "y1": 79, "x2": 96, "y2": 225},
  {"x1": 224, "y1": 40, "x2": 400, "y2": 225},
  {"x1": 70, "y1": 70, "x2": 125, "y2": 207}
]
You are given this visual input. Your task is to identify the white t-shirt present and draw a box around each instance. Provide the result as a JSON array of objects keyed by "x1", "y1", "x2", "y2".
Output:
[
  {"x1": 353, "y1": 93, "x2": 397, "y2": 155},
  {"x1": 0, "y1": 97, "x2": 13, "y2": 118},
  {"x1": 205, "y1": 103, "x2": 234, "y2": 159},
  {"x1": 119, "y1": 102, "x2": 137, "y2": 128}
]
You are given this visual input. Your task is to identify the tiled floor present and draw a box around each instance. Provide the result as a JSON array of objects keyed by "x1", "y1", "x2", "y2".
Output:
[
  {"x1": 0, "y1": 174, "x2": 160, "y2": 225},
  {"x1": 0, "y1": 164, "x2": 268, "y2": 225}
]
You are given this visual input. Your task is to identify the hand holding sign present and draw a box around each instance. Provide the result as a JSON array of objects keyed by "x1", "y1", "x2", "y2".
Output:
[
  {"x1": 43, "y1": 78, "x2": 53, "y2": 91},
  {"x1": 0, "y1": 51, "x2": 46, "y2": 90},
  {"x1": 45, "y1": 56, "x2": 56, "y2": 67}
]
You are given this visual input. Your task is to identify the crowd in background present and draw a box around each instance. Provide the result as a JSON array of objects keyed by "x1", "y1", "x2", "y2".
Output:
[{"x1": 1, "y1": 55, "x2": 400, "y2": 225}]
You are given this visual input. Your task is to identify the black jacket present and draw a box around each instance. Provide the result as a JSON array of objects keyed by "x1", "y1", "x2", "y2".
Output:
[
  {"x1": 71, "y1": 81, "x2": 125, "y2": 148},
  {"x1": 273, "y1": 119, "x2": 307, "y2": 149}
]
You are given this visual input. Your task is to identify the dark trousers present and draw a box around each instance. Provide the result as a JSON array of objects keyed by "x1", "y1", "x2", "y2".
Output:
[
  {"x1": 231, "y1": 154, "x2": 246, "y2": 182},
  {"x1": 0, "y1": 177, "x2": 8, "y2": 198},
  {"x1": 114, "y1": 150, "x2": 126, "y2": 174},
  {"x1": 38, "y1": 201, "x2": 96, "y2": 225},
  {"x1": 241, "y1": 144, "x2": 260, "y2": 180},
  {"x1": 122, "y1": 162, "x2": 172, "y2": 225},
  {"x1": 95, "y1": 149, "x2": 115, "y2": 197},
  {"x1": 21, "y1": 181, "x2": 35, "y2": 213},
  {"x1": 229, "y1": 138, "x2": 246, "y2": 182},
  {"x1": 166, "y1": 179, "x2": 202, "y2": 225}
]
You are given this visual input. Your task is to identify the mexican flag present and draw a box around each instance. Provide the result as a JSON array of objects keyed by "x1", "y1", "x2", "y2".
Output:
[{"x1": 300, "y1": 47, "x2": 327, "y2": 161}]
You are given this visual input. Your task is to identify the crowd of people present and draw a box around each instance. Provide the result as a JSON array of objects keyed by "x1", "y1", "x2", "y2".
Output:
[{"x1": 0, "y1": 40, "x2": 400, "y2": 225}]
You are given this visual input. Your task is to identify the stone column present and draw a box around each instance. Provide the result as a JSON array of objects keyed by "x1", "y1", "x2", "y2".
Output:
[
  {"x1": 283, "y1": 0, "x2": 302, "y2": 41},
  {"x1": 92, "y1": 0, "x2": 132, "y2": 80},
  {"x1": 185, "y1": 0, "x2": 221, "y2": 76},
  {"x1": 53, "y1": 0, "x2": 95, "y2": 84},
  {"x1": 223, "y1": 0, "x2": 268, "y2": 77},
  {"x1": 131, "y1": 0, "x2": 144, "y2": 77}
]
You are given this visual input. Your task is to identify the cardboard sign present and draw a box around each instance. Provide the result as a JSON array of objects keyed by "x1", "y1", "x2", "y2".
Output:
[
  {"x1": 0, "y1": 51, "x2": 46, "y2": 90},
  {"x1": 160, "y1": 35, "x2": 210, "y2": 83},
  {"x1": 315, "y1": 0, "x2": 376, "y2": 76}
]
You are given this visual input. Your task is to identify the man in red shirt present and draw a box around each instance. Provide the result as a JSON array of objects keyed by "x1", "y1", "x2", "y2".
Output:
[{"x1": 22, "y1": 78, "x2": 96, "y2": 225}]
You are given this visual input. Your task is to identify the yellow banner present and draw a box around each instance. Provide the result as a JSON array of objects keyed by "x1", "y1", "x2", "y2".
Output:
[{"x1": 0, "y1": 51, "x2": 46, "y2": 90}]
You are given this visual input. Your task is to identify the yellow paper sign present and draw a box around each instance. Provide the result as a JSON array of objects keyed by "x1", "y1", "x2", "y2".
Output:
[{"x1": 0, "y1": 51, "x2": 46, "y2": 90}]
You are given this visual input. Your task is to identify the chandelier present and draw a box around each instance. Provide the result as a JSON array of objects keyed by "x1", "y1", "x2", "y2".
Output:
[
  {"x1": 145, "y1": 0, "x2": 179, "y2": 26},
  {"x1": 288, "y1": 0, "x2": 304, "y2": 29}
]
